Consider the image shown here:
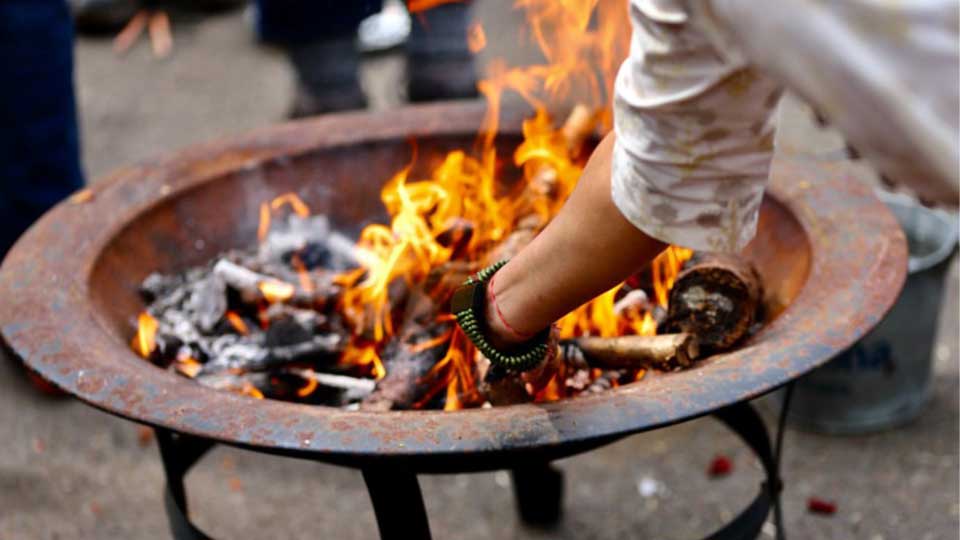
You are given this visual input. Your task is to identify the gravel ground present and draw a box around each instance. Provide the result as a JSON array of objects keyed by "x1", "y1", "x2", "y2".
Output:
[{"x1": 1, "y1": 5, "x2": 957, "y2": 539}]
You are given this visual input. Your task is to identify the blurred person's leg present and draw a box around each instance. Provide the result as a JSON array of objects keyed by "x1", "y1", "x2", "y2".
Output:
[
  {"x1": 0, "y1": 0, "x2": 85, "y2": 257},
  {"x1": 256, "y1": 0, "x2": 383, "y2": 117},
  {"x1": 407, "y1": 1, "x2": 477, "y2": 102}
]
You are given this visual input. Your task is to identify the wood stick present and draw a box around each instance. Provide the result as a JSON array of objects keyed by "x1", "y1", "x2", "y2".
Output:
[
  {"x1": 287, "y1": 369, "x2": 376, "y2": 395},
  {"x1": 574, "y1": 333, "x2": 700, "y2": 370},
  {"x1": 360, "y1": 329, "x2": 451, "y2": 411},
  {"x1": 660, "y1": 254, "x2": 762, "y2": 350},
  {"x1": 201, "y1": 334, "x2": 343, "y2": 374},
  {"x1": 213, "y1": 259, "x2": 318, "y2": 306},
  {"x1": 560, "y1": 104, "x2": 597, "y2": 153}
]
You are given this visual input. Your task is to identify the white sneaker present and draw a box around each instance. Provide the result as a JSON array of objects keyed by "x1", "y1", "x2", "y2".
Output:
[{"x1": 358, "y1": 1, "x2": 411, "y2": 53}]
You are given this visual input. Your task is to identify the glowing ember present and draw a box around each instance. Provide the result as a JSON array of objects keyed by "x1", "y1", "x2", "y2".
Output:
[
  {"x1": 225, "y1": 311, "x2": 250, "y2": 335},
  {"x1": 297, "y1": 372, "x2": 319, "y2": 397},
  {"x1": 259, "y1": 280, "x2": 296, "y2": 303},
  {"x1": 240, "y1": 383, "x2": 264, "y2": 400},
  {"x1": 175, "y1": 357, "x2": 202, "y2": 378},
  {"x1": 132, "y1": 312, "x2": 158, "y2": 357}
]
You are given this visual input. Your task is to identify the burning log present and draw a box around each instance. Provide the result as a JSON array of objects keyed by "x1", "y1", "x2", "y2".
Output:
[
  {"x1": 660, "y1": 254, "x2": 762, "y2": 350},
  {"x1": 560, "y1": 104, "x2": 596, "y2": 154},
  {"x1": 287, "y1": 368, "x2": 376, "y2": 402},
  {"x1": 213, "y1": 259, "x2": 334, "y2": 306},
  {"x1": 574, "y1": 333, "x2": 700, "y2": 370},
  {"x1": 360, "y1": 327, "x2": 452, "y2": 411},
  {"x1": 201, "y1": 334, "x2": 343, "y2": 374},
  {"x1": 195, "y1": 372, "x2": 269, "y2": 398},
  {"x1": 585, "y1": 369, "x2": 625, "y2": 394}
]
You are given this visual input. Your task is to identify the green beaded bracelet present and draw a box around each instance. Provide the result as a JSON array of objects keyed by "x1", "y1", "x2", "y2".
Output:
[{"x1": 450, "y1": 260, "x2": 550, "y2": 372}]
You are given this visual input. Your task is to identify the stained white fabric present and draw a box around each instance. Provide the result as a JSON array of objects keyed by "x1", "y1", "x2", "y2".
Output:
[{"x1": 612, "y1": 0, "x2": 959, "y2": 252}]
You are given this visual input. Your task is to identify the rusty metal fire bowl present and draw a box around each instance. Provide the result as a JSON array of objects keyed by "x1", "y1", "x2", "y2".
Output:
[{"x1": 0, "y1": 103, "x2": 905, "y2": 472}]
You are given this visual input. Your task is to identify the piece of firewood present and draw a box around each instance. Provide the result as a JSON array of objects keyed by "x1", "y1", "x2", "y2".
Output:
[
  {"x1": 213, "y1": 259, "x2": 326, "y2": 306},
  {"x1": 286, "y1": 368, "x2": 376, "y2": 402},
  {"x1": 359, "y1": 328, "x2": 451, "y2": 411},
  {"x1": 574, "y1": 333, "x2": 700, "y2": 370},
  {"x1": 201, "y1": 334, "x2": 343, "y2": 374},
  {"x1": 660, "y1": 254, "x2": 762, "y2": 350},
  {"x1": 479, "y1": 363, "x2": 531, "y2": 406},
  {"x1": 560, "y1": 104, "x2": 596, "y2": 153}
]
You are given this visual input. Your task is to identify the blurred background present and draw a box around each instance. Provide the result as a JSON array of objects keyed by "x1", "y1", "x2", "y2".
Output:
[{"x1": 0, "y1": 1, "x2": 957, "y2": 538}]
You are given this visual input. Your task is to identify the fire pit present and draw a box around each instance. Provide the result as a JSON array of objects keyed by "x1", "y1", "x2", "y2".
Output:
[{"x1": 0, "y1": 102, "x2": 905, "y2": 539}]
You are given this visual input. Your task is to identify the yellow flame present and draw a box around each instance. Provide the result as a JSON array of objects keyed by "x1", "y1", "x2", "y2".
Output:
[
  {"x1": 133, "y1": 312, "x2": 158, "y2": 358},
  {"x1": 259, "y1": 280, "x2": 296, "y2": 303},
  {"x1": 652, "y1": 246, "x2": 694, "y2": 307}
]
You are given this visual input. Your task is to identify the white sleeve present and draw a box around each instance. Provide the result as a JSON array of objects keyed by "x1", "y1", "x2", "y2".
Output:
[
  {"x1": 612, "y1": 0, "x2": 782, "y2": 253},
  {"x1": 712, "y1": 0, "x2": 959, "y2": 204}
]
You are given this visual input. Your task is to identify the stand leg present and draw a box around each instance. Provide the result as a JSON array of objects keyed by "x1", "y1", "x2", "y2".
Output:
[
  {"x1": 362, "y1": 468, "x2": 432, "y2": 540},
  {"x1": 705, "y1": 381, "x2": 795, "y2": 540},
  {"x1": 155, "y1": 428, "x2": 216, "y2": 540},
  {"x1": 511, "y1": 463, "x2": 564, "y2": 526}
]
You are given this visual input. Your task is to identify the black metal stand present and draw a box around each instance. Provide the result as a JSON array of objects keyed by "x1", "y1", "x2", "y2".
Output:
[
  {"x1": 155, "y1": 382, "x2": 794, "y2": 540},
  {"x1": 362, "y1": 468, "x2": 432, "y2": 540},
  {"x1": 511, "y1": 463, "x2": 564, "y2": 526}
]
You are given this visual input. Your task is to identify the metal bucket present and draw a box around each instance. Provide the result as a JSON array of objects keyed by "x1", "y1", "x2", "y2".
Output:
[{"x1": 786, "y1": 192, "x2": 958, "y2": 434}]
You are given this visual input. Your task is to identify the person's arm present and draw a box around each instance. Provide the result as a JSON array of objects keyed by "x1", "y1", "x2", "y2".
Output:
[
  {"x1": 485, "y1": 133, "x2": 666, "y2": 346},
  {"x1": 483, "y1": 1, "x2": 780, "y2": 347}
]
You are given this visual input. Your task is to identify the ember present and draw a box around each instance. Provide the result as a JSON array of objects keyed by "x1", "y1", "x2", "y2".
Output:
[{"x1": 129, "y1": 0, "x2": 763, "y2": 410}]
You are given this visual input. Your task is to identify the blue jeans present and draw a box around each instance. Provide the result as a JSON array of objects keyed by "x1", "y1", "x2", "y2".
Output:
[{"x1": 0, "y1": 0, "x2": 84, "y2": 255}]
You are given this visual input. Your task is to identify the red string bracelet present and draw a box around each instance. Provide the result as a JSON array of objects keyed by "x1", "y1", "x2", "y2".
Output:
[{"x1": 487, "y1": 274, "x2": 537, "y2": 341}]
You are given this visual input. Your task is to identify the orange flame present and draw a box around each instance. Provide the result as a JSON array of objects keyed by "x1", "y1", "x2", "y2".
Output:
[
  {"x1": 226, "y1": 311, "x2": 250, "y2": 335},
  {"x1": 240, "y1": 382, "x2": 264, "y2": 400},
  {"x1": 297, "y1": 372, "x2": 319, "y2": 397},
  {"x1": 290, "y1": 254, "x2": 314, "y2": 295},
  {"x1": 257, "y1": 202, "x2": 271, "y2": 242},
  {"x1": 652, "y1": 246, "x2": 694, "y2": 307},
  {"x1": 339, "y1": 343, "x2": 386, "y2": 380},
  {"x1": 132, "y1": 312, "x2": 158, "y2": 357},
  {"x1": 175, "y1": 356, "x2": 202, "y2": 378},
  {"x1": 407, "y1": 0, "x2": 462, "y2": 13},
  {"x1": 270, "y1": 193, "x2": 310, "y2": 217}
]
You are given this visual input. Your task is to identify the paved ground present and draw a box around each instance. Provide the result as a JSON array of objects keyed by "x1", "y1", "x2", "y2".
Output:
[{"x1": 2, "y1": 5, "x2": 958, "y2": 539}]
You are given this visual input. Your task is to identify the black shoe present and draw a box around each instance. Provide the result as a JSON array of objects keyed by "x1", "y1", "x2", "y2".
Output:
[
  {"x1": 289, "y1": 82, "x2": 368, "y2": 119},
  {"x1": 70, "y1": 0, "x2": 139, "y2": 33}
]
